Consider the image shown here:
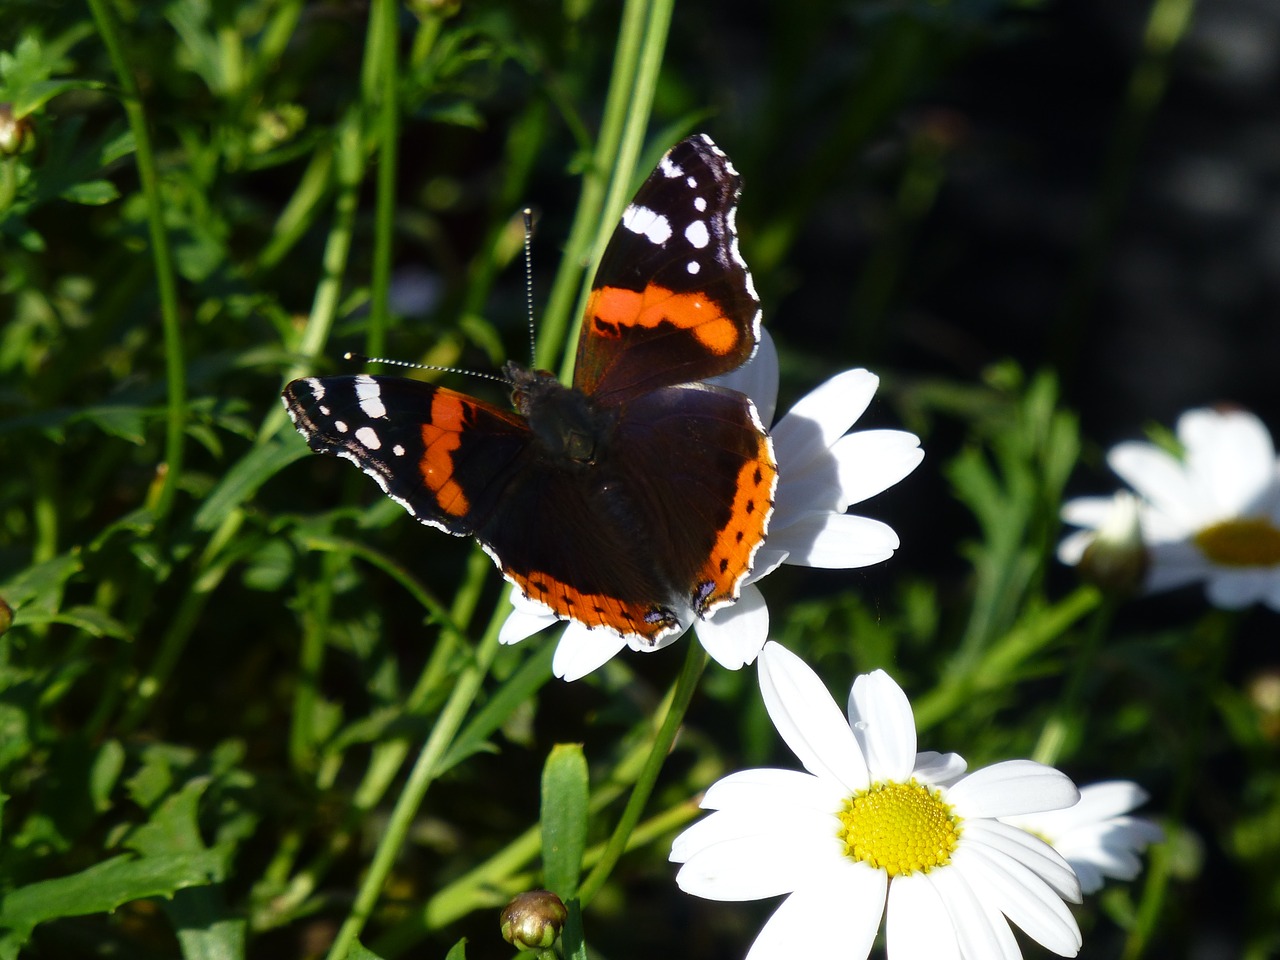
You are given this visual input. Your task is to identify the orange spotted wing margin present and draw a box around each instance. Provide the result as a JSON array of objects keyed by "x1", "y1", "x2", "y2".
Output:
[{"x1": 574, "y1": 134, "x2": 762, "y2": 402}]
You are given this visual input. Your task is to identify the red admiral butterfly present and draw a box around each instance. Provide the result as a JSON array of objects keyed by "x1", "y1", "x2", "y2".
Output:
[{"x1": 283, "y1": 134, "x2": 778, "y2": 644}]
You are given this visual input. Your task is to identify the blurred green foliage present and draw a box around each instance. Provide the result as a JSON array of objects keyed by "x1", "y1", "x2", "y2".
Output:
[{"x1": 1, "y1": 2, "x2": 1278, "y2": 959}]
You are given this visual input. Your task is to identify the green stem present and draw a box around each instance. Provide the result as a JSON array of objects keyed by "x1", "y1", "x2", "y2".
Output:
[
  {"x1": 85, "y1": 0, "x2": 187, "y2": 522},
  {"x1": 365, "y1": 0, "x2": 400, "y2": 361},
  {"x1": 322, "y1": 602, "x2": 504, "y2": 960},
  {"x1": 257, "y1": 145, "x2": 334, "y2": 272},
  {"x1": 1031, "y1": 593, "x2": 1117, "y2": 766},
  {"x1": 1121, "y1": 609, "x2": 1232, "y2": 959},
  {"x1": 290, "y1": 552, "x2": 341, "y2": 773},
  {"x1": 0, "y1": 158, "x2": 17, "y2": 211},
  {"x1": 263, "y1": 108, "x2": 367, "y2": 441},
  {"x1": 409, "y1": 3, "x2": 450, "y2": 70},
  {"x1": 538, "y1": 0, "x2": 673, "y2": 375},
  {"x1": 578, "y1": 640, "x2": 707, "y2": 905}
]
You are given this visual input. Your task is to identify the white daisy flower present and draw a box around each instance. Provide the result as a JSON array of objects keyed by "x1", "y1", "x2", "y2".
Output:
[
  {"x1": 1002, "y1": 781, "x2": 1164, "y2": 895},
  {"x1": 670, "y1": 642, "x2": 1084, "y2": 960},
  {"x1": 500, "y1": 331, "x2": 924, "y2": 681},
  {"x1": 1059, "y1": 406, "x2": 1280, "y2": 609}
]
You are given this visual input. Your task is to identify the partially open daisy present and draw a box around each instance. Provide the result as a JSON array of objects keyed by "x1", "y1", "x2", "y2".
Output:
[
  {"x1": 500, "y1": 332, "x2": 924, "y2": 681},
  {"x1": 1060, "y1": 406, "x2": 1280, "y2": 609},
  {"x1": 671, "y1": 642, "x2": 1083, "y2": 960},
  {"x1": 1002, "y1": 781, "x2": 1164, "y2": 895}
]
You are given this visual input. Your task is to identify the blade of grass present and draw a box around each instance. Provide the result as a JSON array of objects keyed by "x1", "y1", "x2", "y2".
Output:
[{"x1": 85, "y1": 0, "x2": 187, "y2": 523}]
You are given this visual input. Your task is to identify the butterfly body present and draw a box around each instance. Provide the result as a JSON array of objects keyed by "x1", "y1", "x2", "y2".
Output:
[{"x1": 283, "y1": 134, "x2": 777, "y2": 644}]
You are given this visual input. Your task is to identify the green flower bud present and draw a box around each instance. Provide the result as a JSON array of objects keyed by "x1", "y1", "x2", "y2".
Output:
[
  {"x1": 500, "y1": 890, "x2": 567, "y2": 952},
  {"x1": 0, "y1": 104, "x2": 35, "y2": 156},
  {"x1": 1077, "y1": 491, "x2": 1148, "y2": 595}
]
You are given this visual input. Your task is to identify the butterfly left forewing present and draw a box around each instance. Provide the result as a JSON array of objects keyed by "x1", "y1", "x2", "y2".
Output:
[
  {"x1": 282, "y1": 375, "x2": 530, "y2": 536},
  {"x1": 574, "y1": 134, "x2": 761, "y2": 401}
]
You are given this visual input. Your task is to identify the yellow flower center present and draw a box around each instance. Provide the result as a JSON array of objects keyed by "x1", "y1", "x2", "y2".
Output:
[
  {"x1": 1194, "y1": 517, "x2": 1280, "y2": 567},
  {"x1": 836, "y1": 780, "x2": 961, "y2": 877}
]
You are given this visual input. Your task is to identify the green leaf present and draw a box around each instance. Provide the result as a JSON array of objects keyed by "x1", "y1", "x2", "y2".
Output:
[
  {"x1": 80, "y1": 404, "x2": 149, "y2": 443},
  {"x1": 0, "y1": 553, "x2": 82, "y2": 618},
  {"x1": 126, "y1": 776, "x2": 217, "y2": 858},
  {"x1": 193, "y1": 435, "x2": 311, "y2": 530},
  {"x1": 167, "y1": 888, "x2": 246, "y2": 960},
  {"x1": 89, "y1": 739, "x2": 126, "y2": 812},
  {"x1": 540, "y1": 744, "x2": 588, "y2": 901},
  {"x1": 15, "y1": 605, "x2": 130, "y2": 639},
  {"x1": 0, "y1": 850, "x2": 225, "y2": 947},
  {"x1": 439, "y1": 642, "x2": 554, "y2": 775},
  {"x1": 442, "y1": 938, "x2": 468, "y2": 960},
  {"x1": 58, "y1": 179, "x2": 120, "y2": 205},
  {"x1": 349, "y1": 941, "x2": 391, "y2": 960}
]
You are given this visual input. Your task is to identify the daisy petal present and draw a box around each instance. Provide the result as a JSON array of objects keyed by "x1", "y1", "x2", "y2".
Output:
[
  {"x1": 831, "y1": 429, "x2": 924, "y2": 508},
  {"x1": 745, "y1": 860, "x2": 885, "y2": 960},
  {"x1": 947, "y1": 760, "x2": 1078, "y2": 818},
  {"x1": 1108, "y1": 441, "x2": 1203, "y2": 531},
  {"x1": 499, "y1": 595, "x2": 558, "y2": 645},
  {"x1": 1144, "y1": 540, "x2": 1213, "y2": 591},
  {"x1": 953, "y1": 845, "x2": 1082, "y2": 957},
  {"x1": 847, "y1": 670, "x2": 916, "y2": 781},
  {"x1": 1023, "y1": 780, "x2": 1150, "y2": 829},
  {"x1": 1181, "y1": 408, "x2": 1275, "y2": 515},
  {"x1": 770, "y1": 369, "x2": 880, "y2": 469},
  {"x1": 551, "y1": 624, "x2": 627, "y2": 681},
  {"x1": 673, "y1": 814, "x2": 842, "y2": 900},
  {"x1": 913, "y1": 751, "x2": 968, "y2": 785},
  {"x1": 697, "y1": 582, "x2": 769, "y2": 670},
  {"x1": 1056, "y1": 529, "x2": 1094, "y2": 566},
  {"x1": 927, "y1": 865, "x2": 1022, "y2": 960},
  {"x1": 772, "y1": 513, "x2": 900, "y2": 568},
  {"x1": 710, "y1": 328, "x2": 780, "y2": 425},
  {"x1": 1061, "y1": 495, "x2": 1129, "y2": 528},
  {"x1": 885, "y1": 872, "x2": 960, "y2": 960},
  {"x1": 699, "y1": 767, "x2": 848, "y2": 815},
  {"x1": 963, "y1": 820, "x2": 1081, "y2": 902},
  {"x1": 1206, "y1": 568, "x2": 1273, "y2": 608},
  {"x1": 758, "y1": 642, "x2": 869, "y2": 792}
]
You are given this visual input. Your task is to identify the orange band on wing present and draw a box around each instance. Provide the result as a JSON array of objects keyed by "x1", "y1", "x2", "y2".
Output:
[
  {"x1": 694, "y1": 437, "x2": 778, "y2": 616},
  {"x1": 588, "y1": 284, "x2": 740, "y2": 356},
  {"x1": 418, "y1": 393, "x2": 470, "y2": 517},
  {"x1": 507, "y1": 568, "x2": 681, "y2": 643}
]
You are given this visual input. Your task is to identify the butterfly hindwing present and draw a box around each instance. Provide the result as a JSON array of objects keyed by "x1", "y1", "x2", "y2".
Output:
[{"x1": 606, "y1": 384, "x2": 777, "y2": 618}]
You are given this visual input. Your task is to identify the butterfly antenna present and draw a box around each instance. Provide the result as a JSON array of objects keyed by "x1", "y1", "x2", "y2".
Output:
[
  {"x1": 523, "y1": 207, "x2": 537, "y2": 366},
  {"x1": 343, "y1": 352, "x2": 510, "y2": 385}
]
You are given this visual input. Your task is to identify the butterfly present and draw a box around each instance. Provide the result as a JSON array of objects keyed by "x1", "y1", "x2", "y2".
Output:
[{"x1": 282, "y1": 134, "x2": 777, "y2": 645}]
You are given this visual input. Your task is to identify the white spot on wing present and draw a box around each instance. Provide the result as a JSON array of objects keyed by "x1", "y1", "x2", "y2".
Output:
[
  {"x1": 659, "y1": 155, "x2": 683, "y2": 178},
  {"x1": 354, "y1": 375, "x2": 387, "y2": 419},
  {"x1": 687, "y1": 261, "x2": 701, "y2": 275},
  {"x1": 307, "y1": 378, "x2": 326, "y2": 402},
  {"x1": 621, "y1": 204, "x2": 672, "y2": 245},
  {"x1": 392, "y1": 444, "x2": 406, "y2": 457},
  {"x1": 319, "y1": 405, "x2": 331, "y2": 416},
  {"x1": 334, "y1": 420, "x2": 349, "y2": 433},
  {"x1": 686, "y1": 175, "x2": 698, "y2": 189},
  {"x1": 355, "y1": 426, "x2": 381, "y2": 449},
  {"x1": 694, "y1": 196, "x2": 707, "y2": 212},
  {"x1": 685, "y1": 220, "x2": 710, "y2": 249}
]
